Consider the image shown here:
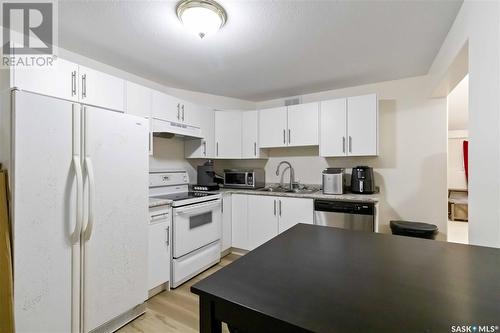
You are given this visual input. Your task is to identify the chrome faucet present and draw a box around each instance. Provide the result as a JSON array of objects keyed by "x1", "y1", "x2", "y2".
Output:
[{"x1": 275, "y1": 161, "x2": 295, "y2": 191}]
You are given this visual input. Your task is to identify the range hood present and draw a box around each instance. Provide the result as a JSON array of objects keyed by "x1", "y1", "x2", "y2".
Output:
[{"x1": 152, "y1": 118, "x2": 203, "y2": 140}]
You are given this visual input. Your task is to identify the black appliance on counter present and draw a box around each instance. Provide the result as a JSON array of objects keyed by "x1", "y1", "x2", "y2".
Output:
[
  {"x1": 350, "y1": 166, "x2": 375, "y2": 194},
  {"x1": 195, "y1": 160, "x2": 223, "y2": 191}
]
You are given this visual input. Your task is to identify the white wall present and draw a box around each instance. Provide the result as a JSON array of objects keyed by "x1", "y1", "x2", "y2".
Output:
[
  {"x1": 217, "y1": 75, "x2": 448, "y2": 236},
  {"x1": 428, "y1": 0, "x2": 500, "y2": 248}
]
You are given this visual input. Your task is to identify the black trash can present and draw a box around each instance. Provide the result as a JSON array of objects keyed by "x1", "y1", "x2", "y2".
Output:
[{"x1": 390, "y1": 220, "x2": 438, "y2": 240}]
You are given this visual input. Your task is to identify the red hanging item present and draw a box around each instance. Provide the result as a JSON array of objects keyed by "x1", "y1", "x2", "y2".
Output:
[{"x1": 463, "y1": 140, "x2": 469, "y2": 183}]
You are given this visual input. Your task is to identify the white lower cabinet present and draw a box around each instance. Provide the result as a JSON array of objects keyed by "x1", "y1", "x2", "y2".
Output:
[
  {"x1": 231, "y1": 194, "x2": 249, "y2": 250},
  {"x1": 232, "y1": 195, "x2": 314, "y2": 251},
  {"x1": 278, "y1": 197, "x2": 314, "y2": 233},
  {"x1": 148, "y1": 221, "x2": 170, "y2": 290},
  {"x1": 221, "y1": 193, "x2": 232, "y2": 252},
  {"x1": 248, "y1": 196, "x2": 279, "y2": 250}
]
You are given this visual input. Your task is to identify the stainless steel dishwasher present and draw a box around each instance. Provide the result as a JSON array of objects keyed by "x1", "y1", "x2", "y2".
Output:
[{"x1": 314, "y1": 200, "x2": 375, "y2": 232}]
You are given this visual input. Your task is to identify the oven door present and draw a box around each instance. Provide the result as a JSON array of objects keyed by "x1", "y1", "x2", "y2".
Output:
[{"x1": 172, "y1": 199, "x2": 221, "y2": 258}]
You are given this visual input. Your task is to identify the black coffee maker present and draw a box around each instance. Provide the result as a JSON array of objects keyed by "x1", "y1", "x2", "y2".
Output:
[
  {"x1": 195, "y1": 160, "x2": 223, "y2": 191},
  {"x1": 350, "y1": 166, "x2": 375, "y2": 194}
]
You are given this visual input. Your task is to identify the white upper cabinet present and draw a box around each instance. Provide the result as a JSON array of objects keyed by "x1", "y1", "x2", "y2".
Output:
[
  {"x1": 185, "y1": 108, "x2": 215, "y2": 158},
  {"x1": 259, "y1": 106, "x2": 288, "y2": 148},
  {"x1": 242, "y1": 111, "x2": 266, "y2": 159},
  {"x1": 214, "y1": 111, "x2": 242, "y2": 159},
  {"x1": 126, "y1": 82, "x2": 153, "y2": 155},
  {"x1": 126, "y1": 82, "x2": 151, "y2": 118},
  {"x1": 151, "y1": 90, "x2": 181, "y2": 122},
  {"x1": 247, "y1": 195, "x2": 278, "y2": 250},
  {"x1": 347, "y1": 94, "x2": 378, "y2": 156},
  {"x1": 320, "y1": 98, "x2": 347, "y2": 157},
  {"x1": 259, "y1": 103, "x2": 319, "y2": 148},
  {"x1": 78, "y1": 65, "x2": 125, "y2": 112},
  {"x1": 12, "y1": 58, "x2": 79, "y2": 102},
  {"x1": 320, "y1": 94, "x2": 378, "y2": 157},
  {"x1": 180, "y1": 100, "x2": 202, "y2": 127},
  {"x1": 278, "y1": 197, "x2": 314, "y2": 233},
  {"x1": 287, "y1": 102, "x2": 319, "y2": 147}
]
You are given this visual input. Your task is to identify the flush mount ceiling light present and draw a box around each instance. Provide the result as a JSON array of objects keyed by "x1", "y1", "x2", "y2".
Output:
[{"x1": 176, "y1": 0, "x2": 227, "y2": 39}]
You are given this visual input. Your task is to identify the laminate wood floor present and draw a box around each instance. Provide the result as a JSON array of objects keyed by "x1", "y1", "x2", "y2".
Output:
[{"x1": 118, "y1": 253, "x2": 240, "y2": 333}]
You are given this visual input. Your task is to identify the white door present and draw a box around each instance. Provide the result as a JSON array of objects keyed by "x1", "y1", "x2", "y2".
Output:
[
  {"x1": 126, "y1": 81, "x2": 151, "y2": 119},
  {"x1": 259, "y1": 106, "x2": 287, "y2": 148},
  {"x1": 13, "y1": 91, "x2": 81, "y2": 333},
  {"x1": 221, "y1": 193, "x2": 232, "y2": 252},
  {"x1": 320, "y1": 98, "x2": 347, "y2": 157},
  {"x1": 148, "y1": 221, "x2": 170, "y2": 290},
  {"x1": 185, "y1": 108, "x2": 215, "y2": 158},
  {"x1": 82, "y1": 106, "x2": 149, "y2": 333},
  {"x1": 278, "y1": 197, "x2": 314, "y2": 233},
  {"x1": 79, "y1": 66, "x2": 125, "y2": 112},
  {"x1": 231, "y1": 194, "x2": 248, "y2": 250},
  {"x1": 180, "y1": 100, "x2": 202, "y2": 126},
  {"x1": 248, "y1": 196, "x2": 279, "y2": 250},
  {"x1": 287, "y1": 102, "x2": 319, "y2": 147},
  {"x1": 13, "y1": 57, "x2": 79, "y2": 102},
  {"x1": 242, "y1": 111, "x2": 260, "y2": 158},
  {"x1": 151, "y1": 90, "x2": 180, "y2": 122},
  {"x1": 214, "y1": 111, "x2": 242, "y2": 158},
  {"x1": 347, "y1": 94, "x2": 378, "y2": 156}
]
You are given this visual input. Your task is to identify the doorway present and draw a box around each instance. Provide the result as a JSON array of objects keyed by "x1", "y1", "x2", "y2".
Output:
[{"x1": 446, "y1": 74, "x2": 469, "y2": 244}]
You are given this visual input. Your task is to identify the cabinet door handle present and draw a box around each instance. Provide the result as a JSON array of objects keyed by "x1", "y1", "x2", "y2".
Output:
[
  {"x1": 283, "y1": 129, "x2": 286, "y2": 144},
  {"x1": 279, "y1": 200, "x2": 282, "y2": 216},
  {"x1": 165, "y1": 226, "x2": 169, "y2": 246},
  {"x1": 182, "y1": 105, "x2": 185, "y2": 121},
  {"x1": 81, "y1": 74, "x2": 87, "y2": 98},
  {"x1": 254, "y1": 142, "x2": 257, "y2": 156},
  {"x1": 342, "y1": 136, "x2": 346, "y2": 153},
  {"x1": 274, "y1": 200, "x2": 277, "y2": 216},
  {"x1": 177, "y1": 103, "x2": 180, "y2": 120},
  {"x1": 221, "y1": 199, "x2": 224, "y2": 213},
  {"x1": 216, "y1": 142, "x2": 219, "y2": 156},
  {"x1": 71, "y1": 71, "x2": 76, "y2": 96},
  {"x1": 203, "y1": 141, "x2": 207, "y2": 156},
  {"x1": 288, "y1": 129, "x2": 291, "y2": 144},
  {"x1": 349, "y1": 136, "x2": 352, "y2": 153}
]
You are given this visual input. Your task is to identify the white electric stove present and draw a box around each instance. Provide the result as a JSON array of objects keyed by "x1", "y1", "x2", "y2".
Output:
[{"x1": 149, "y1": 170, "x2": 222, "y2": 288}]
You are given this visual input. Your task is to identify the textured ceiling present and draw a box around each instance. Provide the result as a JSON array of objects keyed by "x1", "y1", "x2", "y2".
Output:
[{"x1": 59, "y1": 0, "x2": 462, "y2": 101}]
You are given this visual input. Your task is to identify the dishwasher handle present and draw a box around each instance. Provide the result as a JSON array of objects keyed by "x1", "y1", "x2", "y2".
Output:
[{"x1": 314, "y1": 200, "x2": 374, "y2": 216}]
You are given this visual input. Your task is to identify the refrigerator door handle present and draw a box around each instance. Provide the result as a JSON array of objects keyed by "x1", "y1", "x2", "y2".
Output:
[
  {"x1": 83, "y1": 157, "x2": 95, "y2": 240},
  {"x1": 72, "y1": 156, "x2": 83, "y2": 244}
]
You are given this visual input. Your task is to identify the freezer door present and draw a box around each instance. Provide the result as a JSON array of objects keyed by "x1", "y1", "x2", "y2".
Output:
[
  {"x1": 82, "y1": 106, "x2": 149, "y2": 332},
  {"x1": 13, "y1": 91, "x2": 82, "y2": 333}
]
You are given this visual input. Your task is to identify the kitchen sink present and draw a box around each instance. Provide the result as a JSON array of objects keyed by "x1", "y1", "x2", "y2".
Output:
[{"x1": 257, "y1": 187, "x2": 319, "y2": 194}]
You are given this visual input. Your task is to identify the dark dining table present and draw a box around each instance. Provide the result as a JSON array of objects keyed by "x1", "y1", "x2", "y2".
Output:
[{"x1": 191, "y1": 224, "x2": 500, "y2": 333}]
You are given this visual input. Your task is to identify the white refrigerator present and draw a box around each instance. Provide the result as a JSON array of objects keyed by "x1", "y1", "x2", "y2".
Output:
[{"x1": 10, "y1": 90, "x2": 149, "y2": 333}]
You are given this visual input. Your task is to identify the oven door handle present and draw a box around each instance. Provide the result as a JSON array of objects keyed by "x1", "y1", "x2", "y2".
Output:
[{"x1": 174, "y1": 200, "x2": 221, "y2": 215}]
